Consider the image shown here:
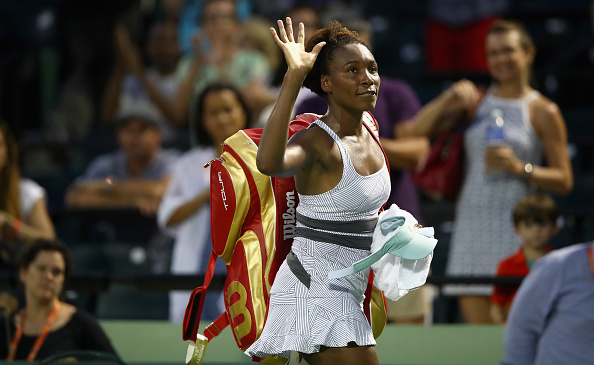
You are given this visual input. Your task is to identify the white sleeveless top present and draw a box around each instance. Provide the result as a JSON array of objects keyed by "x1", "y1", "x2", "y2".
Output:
[
  {"x1": 297, "y1": 119, "x2": 391, "y2": 224},
  {"x1": 445, "y1": 88, "x2": 543, "y2": 296}
]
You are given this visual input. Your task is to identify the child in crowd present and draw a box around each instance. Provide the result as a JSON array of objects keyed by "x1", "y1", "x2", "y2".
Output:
[{"x1": 490, "y1": 194, "x2": 559, "y2": 324}]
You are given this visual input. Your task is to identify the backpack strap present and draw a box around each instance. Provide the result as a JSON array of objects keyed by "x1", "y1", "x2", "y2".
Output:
[
  {"x1": 203, "y1": 313, "x2": 230, "y2": 340},
  {"x1": 182, "y1": 251, "x2": 218, "y2": 342}
]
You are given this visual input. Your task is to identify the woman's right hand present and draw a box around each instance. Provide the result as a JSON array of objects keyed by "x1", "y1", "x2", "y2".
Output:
[
  {"x1": 270, "y1": 17, "x2": 325, "y2": 75},
  {"x1": 445, "y1": 79, "x2": 480, "y2": 111}
]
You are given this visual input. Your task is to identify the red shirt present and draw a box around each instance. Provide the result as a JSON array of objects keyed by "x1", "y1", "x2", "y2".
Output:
[{"x1": 490, "y1": 246, "x2": 554, "y2": 306}]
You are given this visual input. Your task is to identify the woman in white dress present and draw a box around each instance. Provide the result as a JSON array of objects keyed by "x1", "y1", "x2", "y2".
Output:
[
  {"x1": 0, "y1": 124, "x2": 55, "y2": 247},
  {"x1": 157, "y1": 83, "x2": 252, "y2": 322},
  {"x1": 246, "y1": 18, "x2": 389, "y2": 364},
  {"x1": 400, "y1": 20, "x2": 573, "y2": 323}
]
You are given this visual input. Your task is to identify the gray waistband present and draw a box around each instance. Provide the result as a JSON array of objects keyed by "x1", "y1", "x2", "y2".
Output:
[
  {"x1": 294, "y1": 227, "x2": 372, "y2": 250},
  {"x1": 286, "y1": 250, "x2": 310, "y2": 288},
  {"x1": 296, "y1": 212, "x2": 378, "y2": 234}
]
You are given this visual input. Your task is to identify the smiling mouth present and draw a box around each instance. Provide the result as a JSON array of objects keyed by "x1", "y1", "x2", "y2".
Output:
[{"x1": 358, "y1": 91, "x2": 377, "y2": 96}]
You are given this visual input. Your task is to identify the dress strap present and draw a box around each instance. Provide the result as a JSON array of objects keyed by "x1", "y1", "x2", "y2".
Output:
[
  {"x1": 312, "y1": 119, "x2": 352, "y2": 172},
  {"x1": 523, "y1": 90, "x2": 540, "y2": 104}
]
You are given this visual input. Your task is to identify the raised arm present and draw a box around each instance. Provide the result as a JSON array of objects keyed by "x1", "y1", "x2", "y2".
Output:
[
  {"x1": 256, "y1": 18, "x2": 325, "y2": 177},
  {"x1": 487, "y1": 99, "x2": 573, "y2": 195},
  {"x1": 397, "y1": 79, "x2": 479, "y2": 138}
]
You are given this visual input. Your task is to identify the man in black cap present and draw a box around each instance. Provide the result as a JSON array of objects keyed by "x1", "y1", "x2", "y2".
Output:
[{"x1": 66, "y1": 106, "x2": 180, "y2": 215}]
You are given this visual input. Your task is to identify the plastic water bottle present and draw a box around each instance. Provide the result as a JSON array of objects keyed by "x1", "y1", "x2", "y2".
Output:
[{"x1": 485, "y1": 109, "x2": 505, "y2": 176}]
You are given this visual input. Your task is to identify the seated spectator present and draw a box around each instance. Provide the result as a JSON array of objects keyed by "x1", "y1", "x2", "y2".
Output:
[
  {"x1": 158, "y1": 83, "x2": 252, "y2": 322},
  {"x1": 102, "y1": 22, "x2": 191, "y2": 145},
  {"x1": 502, "y1": 241, "x2": 594, "y2": 365},
  {"x1": 0, "y1": 239, "x2": 118, "y2": 361},
  {"x1": 0, "y1": 123, "x2": 55, "y2": 269},
  {"x1": 65, "y1": 107, "x2": 179, "y2": 216},
  {"x1": 162, "y1": 0, "x2": 253, "y2": 55},
  {"x1": 176, "y1": 0, "x2": 272, "y2": 119},
  {"x1": 490, "y1": 194, "x2": 558, "y2": 324}
]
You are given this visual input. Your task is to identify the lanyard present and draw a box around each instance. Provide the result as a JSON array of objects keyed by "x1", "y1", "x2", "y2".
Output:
[
  {"x1": 588, "y1": 242, "x2": 594, "y2": 275},
  {"x1": 6, "y1": 300, "x2": 61, "y2": 362}
]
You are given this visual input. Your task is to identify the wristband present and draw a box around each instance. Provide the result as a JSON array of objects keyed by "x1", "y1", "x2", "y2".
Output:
[{"x1": 522, "y1": 163, "x2": 533, "y2": 182}]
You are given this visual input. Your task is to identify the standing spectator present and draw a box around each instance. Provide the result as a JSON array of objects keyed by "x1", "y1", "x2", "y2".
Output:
[
  {"x1": 102, "y1": 22, "x2": 192, "y2": 145},
  {"x1": 295, "y1": 18, "x2": 431, "y2": 324},
  {"x1": 158, "y1": 83, "x2": 252, "y2": 322},
  {"x1": 65, "y1": 108, "x2": 179, "y2": 216},
  {"x1": 502, "y1": 241, "x2": 594, "y2": 365},
  {"x1": 490, "y1": 194, "x2": 558, "y2": 324},
  {"x1": 401, "y1": 20, "x2": 573, "y2": 323},
  {"x1": 0, "y1": 123, "x2": 55, "y2": 255},
  {"x1": 425, "y1": 0, "x2": 507, "y2": 73},
  {"x1": 0, "y1": 239, "x2": 118, "y2": 361}
]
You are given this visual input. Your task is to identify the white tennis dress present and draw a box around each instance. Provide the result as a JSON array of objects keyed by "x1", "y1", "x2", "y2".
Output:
[{"x1": 246, "y1": 119, "x2": 391, "y2": 360}]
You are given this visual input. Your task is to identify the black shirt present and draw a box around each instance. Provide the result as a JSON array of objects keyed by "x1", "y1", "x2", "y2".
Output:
[{"x1": 0, "y1": 309, "x2": 118, "y2": 361}]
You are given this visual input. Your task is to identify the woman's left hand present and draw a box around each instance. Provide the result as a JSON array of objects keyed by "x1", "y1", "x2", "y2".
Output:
[{"x1": 484, "y1": 146, "x2": 523, "y2": 176}]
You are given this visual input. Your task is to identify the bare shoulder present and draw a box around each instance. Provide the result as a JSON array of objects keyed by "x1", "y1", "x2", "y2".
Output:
[
  {"x1": 289, "y1": 123, "x2": 335, "y2": 155},
  {"x1": 529, "y1": 95, "x2": 566, "y2": 137}
]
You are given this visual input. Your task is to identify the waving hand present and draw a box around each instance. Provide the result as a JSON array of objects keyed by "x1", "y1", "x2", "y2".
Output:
[{"x1": 270, "y1": 17, "x2": 325, "y2": 74}]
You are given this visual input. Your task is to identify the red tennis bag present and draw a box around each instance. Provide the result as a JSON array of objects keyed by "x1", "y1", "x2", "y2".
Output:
[{"x1": 183, "y1": 113, "x2": 388, "y2": 364}]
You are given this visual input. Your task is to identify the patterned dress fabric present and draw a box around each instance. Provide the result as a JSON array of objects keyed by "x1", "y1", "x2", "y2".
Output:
[
  {"x1": 246, "y1": 119, "x2": 391, "y2": 359},
  {"x1": 444, "y1": 89, "x2": 543, "y2": 296}
]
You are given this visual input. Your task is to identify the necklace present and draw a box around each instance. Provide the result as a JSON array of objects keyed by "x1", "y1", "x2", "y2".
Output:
[{"x1": 6, "y1": 300, "x2": 61, "y2": 361}]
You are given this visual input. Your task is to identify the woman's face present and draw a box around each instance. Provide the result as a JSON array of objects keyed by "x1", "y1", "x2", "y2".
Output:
[
  {"x1": 202, "y1": 89, "x2": 247, "y2": 146},
  {"x1": 20, "y1": 250, "x2": 66, "y2": 302},
  {"x1": 322, "y1": 43, "x2": 380, "y2": 112},
  {"x1": 202, "y1": 0, "x2": 237, "y2": 43},
  {"x1": 486, "y1": 31, "x2": 534, "y2": 83}
]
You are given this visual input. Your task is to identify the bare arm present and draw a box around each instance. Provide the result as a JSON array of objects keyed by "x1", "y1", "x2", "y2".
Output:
[
  {"x1": 256, "y1": 18, "x2": 325, "y2": 177},
  {"x1": 117, "y1": 28, "x2": 203, "y2": 127},
  {"x1": 164, "y1": 189, "x2": 210, "y2": 227},
  {"x1": 488, "y1": 100, "x2": 573, "y2": 194},
  {"x1": 397, "y1": 79, "x2": 479, "y2": 138},
  {"x1": 65, "y1": 178, "x2": 170, "y2": 209},
  {"x1": 0, "y1": 199, "x2": 56, "y2": 243},
  {"x1": 379, "y1": 136, "x2": 429, "y2": 169}
]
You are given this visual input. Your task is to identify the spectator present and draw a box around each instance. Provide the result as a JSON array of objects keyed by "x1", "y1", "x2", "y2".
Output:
[
  {"x1": 0, "y1": 123, "x2": 55, "y2": 264},
  {"x1": 294, "y1": 19, "x2": 432, "y2": 323},
  {"x1": 176, "y1": 0, "x2": 271, "y2": 118},
  {"x1": 502, "y1": 241, "x2": 594, "y2": 365},
  {"x1": 102, "y1": 22, "x2": 192, "y2": 145},
  {"x1": 401, "y1": 20, "x2": 573, "y2": 323},
  {"x1": 0, "y1": 239, "x2": 118, "y2": 361},
  {"x1": 425, "y1": 0, "x2": 507, "y2": 73},
  {"x1": 158, "y1": 83, "x2": 252, "y2": 322},
  {"x1": 161, "y1": 0, "x2": 253, "y2": 55},
  {"x1": 65, "y1": 107, "x2": 179, "y2": 216},
  {"x1": 490, "y1": 194, "x2": 558, "y2": 324}
]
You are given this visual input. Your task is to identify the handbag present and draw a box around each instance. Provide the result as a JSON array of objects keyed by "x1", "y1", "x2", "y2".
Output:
[{"x1": 412, "y1": 130, "x2": 465, "y2": 201}]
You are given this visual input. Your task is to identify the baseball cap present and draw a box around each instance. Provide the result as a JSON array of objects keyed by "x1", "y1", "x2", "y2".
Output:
[
  {"x1": 114, "y1": 102, "x2": 161, "y2": 129},
  {"x1": 328, "y1": 204, "x2": 438, "y2": 279}
]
